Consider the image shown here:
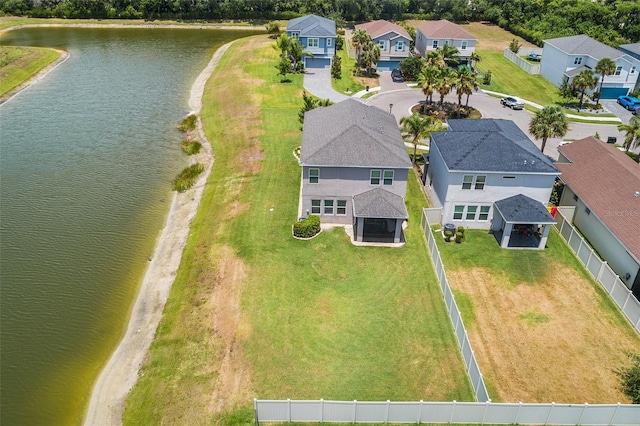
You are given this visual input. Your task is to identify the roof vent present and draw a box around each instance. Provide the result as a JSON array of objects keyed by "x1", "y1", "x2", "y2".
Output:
[{"x1": 635, "y1": 191, "x2": 640, "y2": 197}]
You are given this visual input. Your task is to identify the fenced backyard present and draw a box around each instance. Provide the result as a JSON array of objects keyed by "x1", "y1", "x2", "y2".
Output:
[
  {"x1": 252, "y1": 210, "x2": 640, "y2": 424},
  {"x1": 503, "y1": 48, "x2": 541, "y2": 75},
  {"x1": 554, "y1": 210, "x2": 640, "y2": 332}
]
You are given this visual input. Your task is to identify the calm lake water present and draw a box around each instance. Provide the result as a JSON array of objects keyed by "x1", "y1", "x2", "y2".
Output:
[{"x1": 0, "y1": 26, "x2": 259, "y2": 425}]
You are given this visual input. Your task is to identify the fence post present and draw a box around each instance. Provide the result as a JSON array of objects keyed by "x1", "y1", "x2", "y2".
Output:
[
  {"x1": 353, "y1": 400, "x2": 357, "y2": 423},
  {"x1": 449, "y1": 401, "x2": 456, "y2": 423},
  {"x1": 596, "y1": 260, "x2": 607, "y2": 284},
  {"x1": 417, "y1": 400, "x2": 424, "y2": 424},
  {"x1": 622, "y1": 290, "x2": 632, "y2": 311},
  {"x1": 254, "y1": 398, "x2": 259, "y2": 426},
  {"x1": 514, "y1": 402, "x2": 522, "y2": 424},
  {"x1": 545, "y1": 402, "x2": 555, "y2": 424},
  {"x1": 577, "y1": 403, "x2": 588, "y2": 425},
  {"x1": 608, "y1": 402, "x2": 620, "y2": 425},
  {"x1": 481, "y1": 401, "x2": 490, "y2": 423},
  {"x1": 386, "y1": 400, "x2": 390, "y2": 423},
  {"x1": 320, "y1": 399, "x2": 324, "y2": 422}
]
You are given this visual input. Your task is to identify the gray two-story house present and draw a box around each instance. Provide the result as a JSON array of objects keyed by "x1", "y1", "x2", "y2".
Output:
[
  {"x1": 286, "y1": 14, "x2": 336, "y2": 69},
  {"x1": 354, "y1": 20, "x2": 412, "y2": 71},
  {"x1": 425, "y1": 119, "x2": 559, "y2": 249},
  {"x1": 299, "y1": 99, "x2": 412, "y2": 243}
]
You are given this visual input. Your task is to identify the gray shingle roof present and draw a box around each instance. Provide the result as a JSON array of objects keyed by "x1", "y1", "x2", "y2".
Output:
[
  {"x1": 352, "y1": 188, "x2": 408, "y2": 219},
  {"x1": 300, "y1": 99, "x2": 411, "y2": 168},
  {"x1": 494, "y1": 194, "x2": 556, "y2": 224},
  {"x1": 620, "y1": 43, "x2": 640, "y2": 60},
  {"x1": 355, "y1": 20, "x2": 411, "y2": 41},
  {"x1": 431, "y1": 119, "x2": 558, "y2": 173},
  {"x1": 544, "y1": 34, "x2": 623, "y2": 61},
  {"x1": 286, "y1": 14, "x2": 336, "y2": 37}
]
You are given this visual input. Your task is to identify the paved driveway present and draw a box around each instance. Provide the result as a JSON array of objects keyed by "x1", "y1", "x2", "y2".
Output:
[{"x1": 303, "y1": 68, "x2": 350, "y2": 103}]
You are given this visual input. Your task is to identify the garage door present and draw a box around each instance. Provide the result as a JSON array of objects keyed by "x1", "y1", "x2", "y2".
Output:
[
  {"x1": 376, "y1": 60, "x2": 401, "y2": 72},
  {"x1": 304, "y1": 57, "x2": 331, "y2": 69},
  {"x1": 600, "y1": 87, "x2": 629, "y2": 99}
]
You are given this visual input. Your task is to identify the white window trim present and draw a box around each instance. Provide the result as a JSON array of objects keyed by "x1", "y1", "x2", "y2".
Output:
[
  {"x1": 309, "y1": 168, "x2": 319, "y2": 184},
  {"x1": 395, "y1": 41, "x2": 405, "y2": 51},
  {"x1": 465, "y1": 205, "x2": 478, "y2": 221},
  {"x1": 461, "y1": 41, "x2": 468, "y2": 50},
  {"x1": 336, "y1": 200, "x2": 347, "y2": 216},
  {"x1": 432, "y1": 40, "x2": 438, "y2": 49},
  {"x1": 453, "y1": 205, "x2": 464, "y2": 220},
  {"x1": 574, "y1": 57, "x2": 582, "y2": 65},
  {"x1": 478, "y1": 206, "x2": 491, "y2": 221},
  {"x1": 311, "y1": 199, "x2": 321, "y2": 214},
  {"x1": 377, "y1": 40, "x2": 386, "y2": 49},
  {"x1": 290, "y1": 32, "x2": 299, "y2": 39},
  {"x1": 327, "y1": 37, "x2": 332, "y2": 47},
  {"x1": 461, "y1": 174, "x2": 486, "y2": 190},
  {"x1": 308, "y1": 38, "x2": 319, "y2": 48},
  {"x1": 324, "y1": 199, "x2": 334, "y2": 215},
  {"x1": 631, "y1": 66, "x2": 636, "y2": 75},
  {"x1": 615, "y1": 65, "x2": 622, "y2": 76},
  {"x1": 370, "y1": 169, "x2": 382, "y2": 185},
  {"x1": 383, "y1": 170, "x2": 394, "y2": 185}
]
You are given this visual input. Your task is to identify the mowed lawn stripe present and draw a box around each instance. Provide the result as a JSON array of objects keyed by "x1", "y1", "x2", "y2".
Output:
[{"x1": 125, "y1": 35, "x2": 472, "y2": 425}]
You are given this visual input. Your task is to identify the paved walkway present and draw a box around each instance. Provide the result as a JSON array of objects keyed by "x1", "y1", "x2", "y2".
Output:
[{"x1": 303, "y1": 68, "x2": 350, "y2": 103}]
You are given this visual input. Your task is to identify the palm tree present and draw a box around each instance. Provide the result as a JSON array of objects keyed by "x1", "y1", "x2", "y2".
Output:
[
  {"x1": 288, "y1": 39, "x2": 313, "y2": 73},
  {"x1": 399, "y1": 113, "x2": 444, "y2": 165},
  {"x1": 572, "y1": 69, "x2": 598, "y2": 109},
  {"x1": 416, "y1": 64, "x2": 439, "y2": 106},
  {"x1": 469, "y1": 52, "x2": 481, "y2": 71},
  {"x1": 437, "y1": 44, "x2": 461, "y2": 66},
  {"x1": 361, "y1": 40, "x2": 380, "y2": 77},
  {"x1": 351, "y1": 29, "x2": 369, "y2": 67},
  {"x1": 618, "y1": 116, "x2": 640, "y2": 156},
  {"x1": 274, "y1": 33, "x2": 290, "y2": 59},
  {"x1": 454, "y1": 67, "x2": 478, "y2": 117},
  {"x1": 436, "y1": 67, "x2": 456, "y2": 107},
  {"x1": 595, "y1": 57, "x2": 617, "y2": 103},
  {"x1": 529, "y1": 106, "x2": 569, "y2": 154}
]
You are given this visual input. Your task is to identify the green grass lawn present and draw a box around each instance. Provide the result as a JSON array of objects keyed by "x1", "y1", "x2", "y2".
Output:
[
  {"x1": 0, "y1": 46, "x2": 61, "y2": 97},
  {"x1": 331, "y1": 48, "x2": 365, "y2": 95},
  {"x1": 124, "y1": 35, "x2": 473, "y2": 425}
]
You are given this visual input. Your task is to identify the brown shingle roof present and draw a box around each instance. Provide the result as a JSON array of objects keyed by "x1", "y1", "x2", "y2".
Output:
[
  {"x1": 416, "y1": 20, "x2": 476, "y2": 40},
  {"x1": 355, "y1": 20, "x2": 411, "y2": 40},
  {"x1": 557, "y1": 137, "x2": 640, "y2": 260}
]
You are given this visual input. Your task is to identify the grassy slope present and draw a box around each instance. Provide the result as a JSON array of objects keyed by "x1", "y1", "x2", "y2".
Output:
[
  {"x1": 331, "y1": 47, "x2": 365, "y2": 95},
  {"x1": 124, "y1": 35, "x2": 472, "y2": 425},
  {"x1": 0, "y1": 46, "x2": 61, "y2": 97}
]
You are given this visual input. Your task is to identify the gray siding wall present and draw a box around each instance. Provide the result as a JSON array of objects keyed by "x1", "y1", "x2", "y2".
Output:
[
  {"x1": 372, "y1": 33, "x2": 411, "y2": 61},
  {"x1": 415, "y1": 30, "x2": 476, "y2": 60},
  {"x1": 301, "y1": 166, "x2": 409, "y2": 224}
]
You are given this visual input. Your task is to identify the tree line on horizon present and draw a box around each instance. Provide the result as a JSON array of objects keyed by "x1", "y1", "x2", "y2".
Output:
[{"x1": 1, "y1": 0, "x2": 638, "y2": 47}]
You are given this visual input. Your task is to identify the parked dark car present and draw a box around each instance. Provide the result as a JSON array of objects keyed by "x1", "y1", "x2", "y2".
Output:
[
  {"x1": 391, "y1": 68, "x2": 404, "y2": 82},
  {"x1": 500, "y1": 96, "x2": 525, "y2": 110},
  {"x1": 617, "y1": 95, "x2": 640, "y2": 110},
  {"x1": 632, "y1": 106, "x2": 640, "y2": 115},
  {"x1": 527, "y1": 53, "x2": 542, "y2": 61}
]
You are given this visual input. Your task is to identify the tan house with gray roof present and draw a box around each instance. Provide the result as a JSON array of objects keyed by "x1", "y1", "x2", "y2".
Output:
[
  {"x1": 299, "y1": 99, "x2": 411, "y2": 243},
  {"x1": 557, "y1": 136, "x2": 640, "y2": 297},
  {"x1": 415, "y1": 20, "x2": 477, "y2": 65}
]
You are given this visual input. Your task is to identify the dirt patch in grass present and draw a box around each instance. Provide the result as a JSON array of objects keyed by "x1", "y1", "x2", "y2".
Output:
[
  {"x1": 460, "y1": 22, "x2": 538, "y2": 53},
  {"x1": 206, "y1": 246, "x2": 253, "y2": 414},
  {"x1": 238, "y1": 139, "x2": 264, "y2": 175},
  {"x1": 447, "y1": 263, "x2": 640, "y2": 403}
]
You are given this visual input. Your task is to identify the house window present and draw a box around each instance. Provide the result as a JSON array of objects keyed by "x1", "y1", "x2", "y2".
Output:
[
  {"x1": 337, "y1": 200, "x2": 347, "y2": 215},
  {"x1": 574, "y1": 57, "x2": 582, "y2": 65},
  {"x1": 631, "y1": 66, "x2": 636, "y2": 75},
  {"x1": 308, "y1": 38, "x2": 319, "y2": 48},
  {"x1": 324, "y1": 199, "x2": 334, "y2": 215},
  {"x1": 432, "y1": 40, "x2": 438, "y2": 49},
  {"x1": 383, "y1": 170, "x2": 394, "y2": 185},
  {"x1": 466, "y1": 206, "x2": 478, "y2": 220},
  {"x1": 377, "y1": 40, "x2": 386, "y2": 49},
  {"x1": 474, "y1": 175, "x2": 486, "y2": 190},
  {"x1": 462, "y1": 175, "x2": 473, "y2": 189},
  {"x1": 327, "y1": 38, "x2": 332, "y2": 47},
  {"x1": 370, "y1": 169, "x2": 381, "y2": 185},
  {"x1": 615, "y1": 66, "x2": 622, "y2": 76},
  {"x1": 311, "y1": 199, "x2": 321, "y2": 214},
  {"x1": 479, "y1": 206, "x2": 490, "y2": 221},
  {"x1": 291, "y1": 32, "x2": 299, "y2": 40},
  {"x1": 453, "y1": 205, "x2": 464, "y2": 220},
  {"x1": 395, "y1": 41, "x2": 405, "y2": 51},
  {"x1": 309, "y1": 168, "x2": 319, "y2": 184},
  {"x1": 585, "y1": 207, "x2": 591, "y2": 215},
  {"x1": 573, "y1": 194, "x2": 578, "y2": 201},
  {"x1": 461, "y1": 41, "x2": 468, "y2": 50}
]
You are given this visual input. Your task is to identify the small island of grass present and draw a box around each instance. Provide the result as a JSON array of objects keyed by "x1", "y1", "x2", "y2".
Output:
[{"x1": 0, "y1": 45, "x2": 64, "y2": 100}]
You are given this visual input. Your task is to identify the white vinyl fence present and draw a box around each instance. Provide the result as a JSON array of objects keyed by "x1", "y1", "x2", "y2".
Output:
[
  {"x1": 503, "y1": 48, "x2": 541, "y2": 74},
  {"x1": 254, "y1": 399, "x2": 640, "y2": 425},
  {"x1": 554, "y1": 212, "x2": 640, "y2": 332}
]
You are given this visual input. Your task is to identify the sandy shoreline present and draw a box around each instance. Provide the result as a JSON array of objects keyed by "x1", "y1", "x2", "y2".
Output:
[{"x1": 83, "y1": 41, "x2": 234, "y2": 425}]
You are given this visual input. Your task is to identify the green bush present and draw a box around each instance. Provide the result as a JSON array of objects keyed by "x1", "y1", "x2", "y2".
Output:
[
  {"x1": 455, "y1": 231, "x2": 464, "y2": 243},
  {"x1": 457, "y1": 226, "x2": 465, "y2": 234},
  {"x1": 181, "y1": 138, "x2": 202, "y2": 155},
  {"x1": 177, "y1": 114, "x2": 197, "y2": 132},
  {"x1": 172, "y1": 163, "x2": 204, "y2": 192},
  {"x1": 444, "y1": 230, "x2": 453, "y2": 242},
  {"x1": 293, "y1": 215, "x2": 321, "y2": 238},
  {"x1": 616, "y1": 352, "x2": 640, "y2": 403}
]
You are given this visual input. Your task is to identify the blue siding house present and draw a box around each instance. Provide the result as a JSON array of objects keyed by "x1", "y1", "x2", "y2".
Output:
[{"x1": 286, "y1": 14, "x2": 336, "y2": 69}]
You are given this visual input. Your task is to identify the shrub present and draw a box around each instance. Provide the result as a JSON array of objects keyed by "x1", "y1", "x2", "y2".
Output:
[
  {"x1": 482, "y1": 70, "x2": 492, "y2": 85},
  {"x1": 293, "y1": 215, "x2": 321, "y2": 238},
  {"x1": 616, "y1": 352, "x2": 640, "y2": 403},
  {"x1": 172, "y1": 163, "x2": 204, "y2": 192},
  {"x1": 455, "y1": 231, "x2": 464, "y2": 243},
  {"x1": 399, "y1": 56, "x2": 423, "y2": 81},
  {"x1": 444, "y1": 230, "x2": 453, "y2": 242},
  {"x1": 177, "y1": 114, "x2": 197, "y2": 132},
  {"x1": 457, "y1": 226, "x2": 465, "y2": 234},
  {"x1": 181, "y1": 138, "x2": 202, "y2": 155},
  {"x1": 331, "y1": 55, "x2": 342, "y2": 79},
  {"x1": 509, "y1": 38, "x2": 522, "y2": 53}
]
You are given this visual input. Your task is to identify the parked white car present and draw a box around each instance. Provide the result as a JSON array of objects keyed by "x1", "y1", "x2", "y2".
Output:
[{"x1": 500, "y1": 96, "x2": 525, "y2": 110}]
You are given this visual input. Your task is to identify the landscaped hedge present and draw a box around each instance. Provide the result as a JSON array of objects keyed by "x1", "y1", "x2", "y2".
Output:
[{"x1": 293, "y1": 215, "x2": 321, "y2": 239}]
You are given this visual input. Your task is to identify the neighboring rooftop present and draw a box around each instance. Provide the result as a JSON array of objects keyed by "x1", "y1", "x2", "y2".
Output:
[
  {"x1": 300, "y1": 99, "x2": 411, "y2": 168},
  {"x1": 353, "y1": 188, "x2": 408, "y2": 219},
  {"x1": 557, "y1": 136, "x2": 640, "y2": 260},
  {"x1": 495, "y1": 194, "x2": 556, "y2": 224},
  {"x1": 430, "y1": 119, "x2": 559, "y2": 174},
  {"x1": 355, "y1": 20, "x2": 411, "y2": 40},
  {"x1": 286, "y1": 14, "x2": 336, "y2": 37},
  {"x1": 619, "y1": 43, "x2": 640, "y2": 60},
  {"x1": 416, "y1": 20, "x2": 476, "y2": 40},
  {"x1": 543, "y1": 34, "x2": 623, "y2": 60}
]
